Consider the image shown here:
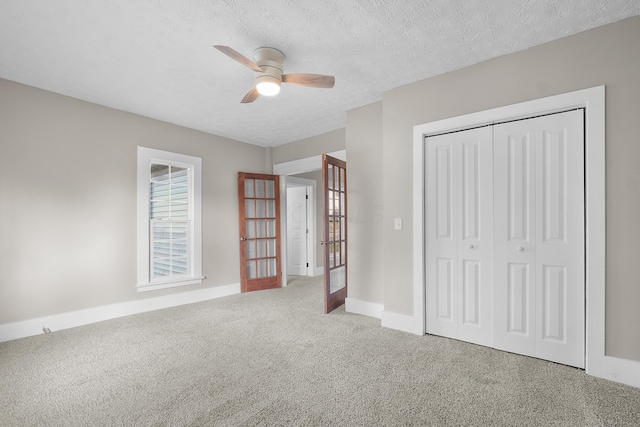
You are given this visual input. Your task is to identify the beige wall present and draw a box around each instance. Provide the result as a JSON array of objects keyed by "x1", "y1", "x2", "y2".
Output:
[
  {"x1": 0, "y1": 79, "x2": 266, "y2": 324},
  {"x1": 271, "y1": 128, "x2": 345, "y2": 165},
  {"x1": 367, "y1": 16, "x2": 640, "y2": 361},
  {"x1": 345, "y1": 102, "x2": 384, "y2": 304}
]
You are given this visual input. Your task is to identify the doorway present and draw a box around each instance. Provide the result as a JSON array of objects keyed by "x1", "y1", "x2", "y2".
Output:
[
  {"x1": 273, "y1": 150, "x2": 346, "y2": 287},
  {"x1": 285, "y1": 176, "x2": 316, "y2": 277}
]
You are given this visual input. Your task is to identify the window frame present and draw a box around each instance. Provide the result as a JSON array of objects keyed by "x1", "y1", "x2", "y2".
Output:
[{"x1": 137, "y1": 146, "x2": 202, "y2": 292}]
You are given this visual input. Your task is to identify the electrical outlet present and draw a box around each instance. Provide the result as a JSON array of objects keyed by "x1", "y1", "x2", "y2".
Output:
[{"x1": 394, "y1": 217, "x2": 403, "y2": 230}]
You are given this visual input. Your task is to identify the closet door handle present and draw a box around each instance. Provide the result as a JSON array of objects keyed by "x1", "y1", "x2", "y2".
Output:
[
  {"x1": 517, "y1": 246, "x2": 524, "y2": 252},
  {"x1": 468, "y1": 244, "x2": 474, "y2": 249}
]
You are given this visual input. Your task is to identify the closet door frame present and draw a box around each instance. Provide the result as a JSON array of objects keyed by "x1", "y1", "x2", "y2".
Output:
[{"x1": 413, "y1": 86, "x2": 605, "y2": 378}]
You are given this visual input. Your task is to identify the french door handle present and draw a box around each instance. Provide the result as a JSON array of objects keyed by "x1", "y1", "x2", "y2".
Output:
[
  {"x1": 320, "y1": 241, "x2": 324, "y2": 245},
  {"x1": 240, "y1": 237, "x2": 247, "y2": 241}
]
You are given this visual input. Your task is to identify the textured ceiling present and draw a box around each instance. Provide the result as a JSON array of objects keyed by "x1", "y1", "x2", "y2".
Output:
[{"x1": 1, "y1": 1, "x2": 639, "y2": 147}]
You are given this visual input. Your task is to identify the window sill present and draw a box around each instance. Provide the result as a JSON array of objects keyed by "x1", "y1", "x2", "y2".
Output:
[{"x1": 136, "y1": 277, "x2": 203, "y2": 292}]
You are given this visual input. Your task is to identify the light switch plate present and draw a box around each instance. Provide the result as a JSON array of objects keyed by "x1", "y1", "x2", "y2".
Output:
[{"x1": 394, "y1": 217, "x2": 403, "y2": 230}]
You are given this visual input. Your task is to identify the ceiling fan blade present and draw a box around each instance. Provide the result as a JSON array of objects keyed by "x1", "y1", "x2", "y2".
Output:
[
  {"x1": 241, "y1": 86, "x2": 260, "y2": 104},
  {"x1": 214, "y1": 45, "x2": 263, "y2": 73},
  {"x1": 282, "y1": 73, "x2": 335, "y2": 88}
]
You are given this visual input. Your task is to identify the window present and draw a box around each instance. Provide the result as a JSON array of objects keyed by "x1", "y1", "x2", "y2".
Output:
[{"x1": 137, "y1": 147, "x2": 202, "y2": 291}]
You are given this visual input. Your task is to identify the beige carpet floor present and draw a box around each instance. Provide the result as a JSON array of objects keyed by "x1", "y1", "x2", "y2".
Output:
[{"x1": 1, "y1": 275, "x2": 639, "y2": 426}]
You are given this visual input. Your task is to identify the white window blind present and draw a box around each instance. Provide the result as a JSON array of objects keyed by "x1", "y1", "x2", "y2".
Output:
[{"x1": 150, "y1": 164, "x2": 190, "y2": 279}]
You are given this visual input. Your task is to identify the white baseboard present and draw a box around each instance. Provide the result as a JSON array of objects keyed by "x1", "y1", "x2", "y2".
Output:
[
  {"x1": 0, "y1": 283, "x2": 240, "y2": 343},
  {"x1": 345, "y1": 298, "x2": 383, "y2": 319},
  {"x1": 379, "y1": 312, "x2": 640, "y2": 389},
  {"x1": 595, "y1": 355, "x2": 640, "y2": 389},
  {"x1": 381, "y1": 311, "x2": 424, "y2": 335}
]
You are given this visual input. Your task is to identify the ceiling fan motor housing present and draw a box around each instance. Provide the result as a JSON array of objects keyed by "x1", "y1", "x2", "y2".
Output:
[{"x1": 253, "y1": 47, "x2": 284, "y2": 86}]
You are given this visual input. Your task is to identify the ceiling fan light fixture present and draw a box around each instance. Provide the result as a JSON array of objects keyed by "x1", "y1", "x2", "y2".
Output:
[{"x1": 256, "y1": 75, "x2": 281, "y2": 96}]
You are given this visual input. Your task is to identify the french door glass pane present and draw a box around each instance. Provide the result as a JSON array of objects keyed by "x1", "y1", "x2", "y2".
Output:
[
  {"x1": 329, "y1": 190, "x2": 334, "y2": 215},
  {"x1": 257, "y1": 221, "x2": 266, "y2": 238},
  {"x1": 267, "y1": 239, "x2": 276, "y2": 257},
  {"x1": 256, "y1": 200, "x2": 265, "y2": 218},
  {"x1": 330, "y1": 265, "x2": 346, "y2": 293},
  {"x1": 244, "y1": 179, "x2": 254, "y2": 198},
  {"x1": 246, "y1": 220, "x2": 256, "y2": 238},
  {"x1": 245, "y1": 200, "x2": 255, "y2": 218},
  {"x1": 246, "y1": 240, "x2": 256, "y2": 259},
  {"x1": 266, "y1": 180, "x2": 275, "y2": 198},
  {"x1": 268, "y1": 258, "x2": 276, "y2": 276},
  {"x1": 256, "y1": 180, "x2": 265, "y2": 198},
  {"x1": 247, "y1": 261, "x2": 257, "y2": 279},
  {"x1": 258, "y1": 259, "x2": 267, "y2": 278},
  {"x1": 267, "y1": 220, "x2": 276, "y2": 237},
  {"x1": 266, "y1": 200, "x2": 275, "y2": 218},
  {"x1": 257, "y1": 239, "x2": 267, "y2": 258}
]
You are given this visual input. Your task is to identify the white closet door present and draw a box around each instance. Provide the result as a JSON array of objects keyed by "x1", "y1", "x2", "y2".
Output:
[
  {"x1": 286, "y1": 186, "x2": 308, "y2": 276},
  {"x1": 534, "y1": 110, "x2": 584, "y2": 368},
  {"x1": 494, "y1": 110, "x2": 584, "y2": 368},
  {"x1": 426, "y1": 127, "x2": 493, "y2": 345}
]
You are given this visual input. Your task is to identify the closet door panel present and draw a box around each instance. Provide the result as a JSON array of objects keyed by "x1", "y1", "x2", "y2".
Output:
[
  {"x1": 457, "y1": 128, "x2": 493, "y2": 346},
  {"x1": 426, "y1": 127, "x2": 493, "y2": 344},
  {"x1": 426, "y1": 134, "x2": 458, "y2": 337},
  {"x1": 534, "y1": 110, "x2": 585, "y2": 368},
  {"x1": 493, "y1": 121, "x2": 536, "y2": 358}
]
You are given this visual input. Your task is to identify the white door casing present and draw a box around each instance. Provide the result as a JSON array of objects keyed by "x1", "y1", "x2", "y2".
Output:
[{"x1": 286, "y1": 186, "x2": 308, "y2": 276}]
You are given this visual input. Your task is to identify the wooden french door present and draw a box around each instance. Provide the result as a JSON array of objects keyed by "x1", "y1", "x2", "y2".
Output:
[
  {"x1": 238, "y1": 172, "x2": 282, "y2": 292},
  {"x1": 322, "y1": 154, "x2": 347, "y2": 313}
]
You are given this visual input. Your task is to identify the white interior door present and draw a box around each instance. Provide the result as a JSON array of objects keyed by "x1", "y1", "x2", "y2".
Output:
[
  {"x1": 494, "y1": 110, "x2": 585, "y2": 368},
  {"x1": 426, "y1": 126, "x2": 494, "y2": 346},
  {"x1": 286, "y1": 186, "x2": 308, "y2": 276}
]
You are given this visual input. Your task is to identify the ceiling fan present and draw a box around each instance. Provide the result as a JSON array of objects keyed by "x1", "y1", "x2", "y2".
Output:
[{"x1": 214, "y1": 45, "x2": 335, "y2": 103}]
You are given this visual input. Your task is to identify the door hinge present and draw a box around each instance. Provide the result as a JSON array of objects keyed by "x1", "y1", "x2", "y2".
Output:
[
  {"x1": 307, "y1": 263, "x2": 309, "y2": 267},
  {"x1": 306, "y1": 229, "x2": 309, "y2": 233},
  {"x1": 306, "y1": 194, "x2": 309, "y2": 199}
]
